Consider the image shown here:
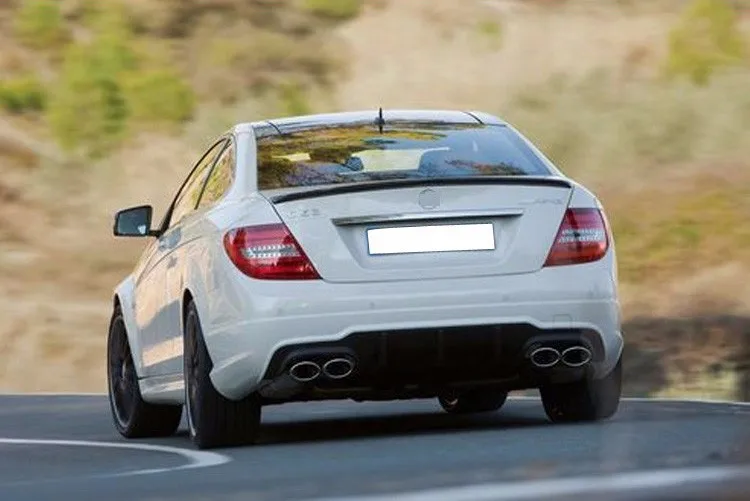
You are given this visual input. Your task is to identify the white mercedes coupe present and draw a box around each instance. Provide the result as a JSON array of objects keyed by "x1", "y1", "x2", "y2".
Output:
[{"x1": 108, "y1": 109, "x2": 624, "y2": 449}]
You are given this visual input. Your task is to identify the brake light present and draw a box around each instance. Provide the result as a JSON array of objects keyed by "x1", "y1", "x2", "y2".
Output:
[
  {"x1": 544, "y1": 208, "x2": 609, "y2": 267},
  {"x1": 223, "y1": 223, "x2": 320, "y2": 280}
]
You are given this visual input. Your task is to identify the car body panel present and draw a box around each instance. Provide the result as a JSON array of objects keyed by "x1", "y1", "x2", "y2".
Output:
[
  {"x1": 203, "y1": 254, "x2": 622, "y2": 400},
  {"x1": 270, "y1": 183, "x2": 574, "y2": 283},
  {"x1": 113, "y1": 275, "x2": 146, "y2": 375},
  {"x1": 109, "y1": 109, "x2": 622, "y2": 406},
  {"x1": 265, "y1": 109, "x2": 485, "y2": 134}
]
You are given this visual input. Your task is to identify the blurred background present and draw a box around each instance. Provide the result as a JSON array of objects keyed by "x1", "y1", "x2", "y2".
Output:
[{"x1": 0, "y1": 0, "x2": 747, "y2": 400}]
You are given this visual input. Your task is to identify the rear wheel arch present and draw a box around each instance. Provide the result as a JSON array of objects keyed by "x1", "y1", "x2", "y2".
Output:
[
  {"x1": 107, "y1": 302, "x2": 182, "y2": 438},
  {"x1": 181, "y1": 288, "x2": 216, "y2": 365},
  {"x1": 182, "y1": 289, "x2": 195, "y2": 329},
  {"x1": 182, "y1": 297, "x2": 261, "y2": 449},
  {"x1": 180, "y1": 250, "x2": 212, "y2": 336},
  {"x1": 112, "y1": 277, "x2": 146, "y2": 380}
]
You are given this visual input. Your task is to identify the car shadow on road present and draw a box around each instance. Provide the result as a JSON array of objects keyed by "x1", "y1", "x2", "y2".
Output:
[
  {"x1": 254, "y1": 408, "x2": 550, "y2": 446},
  {"x1": 170, "y1": 403, "x2": 552, "y2": 446}
]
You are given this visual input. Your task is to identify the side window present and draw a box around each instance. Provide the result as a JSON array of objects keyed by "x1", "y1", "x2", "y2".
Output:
[
  {"x1": 169, "y1": 140, "x2": 226, "y2": 227},
  {"x1": 197, "y1": 140, "x2": 235, "y2": 210}
]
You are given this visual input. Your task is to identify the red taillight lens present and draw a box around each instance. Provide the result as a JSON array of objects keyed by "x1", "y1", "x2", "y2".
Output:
[
  {"x1": 223, "y1": 223, "x2": 320, "y2": 280},
  {"x1": 544, "y1": 208, "x2": 609, "y2": 267}
]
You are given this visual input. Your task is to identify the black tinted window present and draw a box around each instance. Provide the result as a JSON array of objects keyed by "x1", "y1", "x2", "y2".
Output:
[
  {"x1": 198, "y1": 141, "x2": 235, "y2": 208},
  {"x1": 170, "y1": 140, "x2": 226, "y2": 226},
  {"x1": 254, "y1": 122, "x2": 551, "y2": 190}
]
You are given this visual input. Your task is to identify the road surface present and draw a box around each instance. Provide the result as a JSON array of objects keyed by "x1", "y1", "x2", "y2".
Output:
[{"x1": 0, "y1": 394, "x2": 749, "y2": 501}]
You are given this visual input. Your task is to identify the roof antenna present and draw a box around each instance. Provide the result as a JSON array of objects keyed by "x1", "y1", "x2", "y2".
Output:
[{"x1": 375, "y1": 107, "x2": 385, "y2": 133}]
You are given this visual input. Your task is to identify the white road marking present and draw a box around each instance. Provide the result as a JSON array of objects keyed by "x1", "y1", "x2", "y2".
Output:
[
  {"x1": 0, "y1": 395, "x2": 746, "y2": 494},
  {"x1": 300, "y1": 464, "x2": 750, "y2": 501},
  {"x1": 0, "y1": 438, "x2": 231, "y2": 478}
]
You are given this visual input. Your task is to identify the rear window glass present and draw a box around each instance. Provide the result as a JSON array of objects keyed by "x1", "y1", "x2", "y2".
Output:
[{"x1": 255, "y1": 122, "x2": 552, "y2": 190}]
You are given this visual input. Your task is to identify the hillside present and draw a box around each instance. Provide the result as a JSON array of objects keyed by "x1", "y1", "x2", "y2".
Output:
[{"x1": 0, "y1": 0, "x2": 749, "y2": 398}]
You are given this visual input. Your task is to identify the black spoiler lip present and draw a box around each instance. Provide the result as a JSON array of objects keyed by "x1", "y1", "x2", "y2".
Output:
[{"x1": 267, "y1": 176, "x2": 572, "y2": 204}]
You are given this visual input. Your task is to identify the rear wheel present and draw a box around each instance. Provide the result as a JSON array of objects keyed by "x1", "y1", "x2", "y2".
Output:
[
  {"x1": 107, "y1": 305, "x2": 182, "y2": 438},
  {"x1": 438, "y1": 389, "x2": 508, "y2": 414},
  {"x1": 183, "y1": 300, "x2": 261, "y2": 450},
  {"x1": 540, "y1": 355, "x2": 622, "y2": 423}
]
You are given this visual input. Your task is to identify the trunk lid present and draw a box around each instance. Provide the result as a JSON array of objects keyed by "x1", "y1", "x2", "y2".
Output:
[{"x1": 264, "y1": 178, "x2": 572, "y2": 283}]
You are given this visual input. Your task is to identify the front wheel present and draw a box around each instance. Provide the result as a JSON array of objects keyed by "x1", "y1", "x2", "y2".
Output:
[
  {"x1": 540, "y1": 355, "x2": 622, "y2": 423},
  {"x1": 107, "y1": 305, "x2": 182, "y2": 438},
  {"x1": 183, "y1": 300, "x2": 261, "y2": 450}
]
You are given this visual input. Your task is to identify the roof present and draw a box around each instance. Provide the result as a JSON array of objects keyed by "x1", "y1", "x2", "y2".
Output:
[{"x1": 234, "y1": 109, "x2": 507, "y2": 136}]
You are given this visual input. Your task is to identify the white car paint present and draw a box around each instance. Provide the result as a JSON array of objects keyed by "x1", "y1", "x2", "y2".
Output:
[{"x1": 112, "y1": 110, "x2": 623, "y2": 404}]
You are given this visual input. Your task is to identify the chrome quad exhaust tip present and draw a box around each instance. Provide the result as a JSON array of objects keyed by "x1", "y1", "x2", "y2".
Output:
[
  {"x1": 288, "y1": 361, "x2": 321, "y2": 382},
  {"x1": 322, "y1": 357, "x2": 355, "y2": 380},
  {"x1": 560, "y1": 346, "x2": 593, "y2": 368},
  {"x1": 528, "y1": 346, "x2": 562, "y2": 369}
]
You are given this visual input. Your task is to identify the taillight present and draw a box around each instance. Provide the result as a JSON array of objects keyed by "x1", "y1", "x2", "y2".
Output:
[
  {"x1": 544, "y1": 208, "x2": 609, "y2": 267},
  {"x1": 223, "y1": 223, "x2": 320, "y2": 280}
]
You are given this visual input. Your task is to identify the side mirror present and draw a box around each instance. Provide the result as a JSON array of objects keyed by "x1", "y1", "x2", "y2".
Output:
[{"x1": 113, "y1": 205, "x2": 157, "y2": 237}]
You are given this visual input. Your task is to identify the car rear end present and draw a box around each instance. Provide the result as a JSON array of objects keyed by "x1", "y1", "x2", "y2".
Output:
[{"x1": 205, "y1": 112, "x2": 623, "y2": 403}]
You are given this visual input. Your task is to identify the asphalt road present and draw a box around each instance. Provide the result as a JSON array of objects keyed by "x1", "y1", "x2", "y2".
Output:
[{"x1": 0, "y1": 394, "x2": 749, "y2": 501}]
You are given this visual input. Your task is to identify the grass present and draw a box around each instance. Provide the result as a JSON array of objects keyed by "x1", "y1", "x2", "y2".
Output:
[
  {"x1": 13, "y1": 0, "x2": 68, "y2": 51},
  {"x1": 476, "y1": 19, "x2": 503, "y2": 50},
  {"x1": 503, "y1": 69, "x2": 750, "y2": 185},
  {"x1": 495, "y1": 67, "x2": 750, "y2": 294},
  {"x1": 654, "y1": 368, "x2": 739, "y2": 401},
  {"x1": 1, "y1": 0, "x2": 349, "y2": 157},
  {"x1": 302, "y1": 0, "x2": 362, "y2": 20},
  {"x1": 664, "y1": 0, "x2": 747, "y2": 85},
  {"x1": 0, "y1": 74, "x2": 46, "y2": 114}
]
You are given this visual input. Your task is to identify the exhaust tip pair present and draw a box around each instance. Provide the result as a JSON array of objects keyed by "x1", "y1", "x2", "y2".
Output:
[
  {"x1": 289, "y1": 357, "x2": 355, "y2": 383},
  {"x1": 528, "y1": 345, "x2": 592, "y2": 369}
]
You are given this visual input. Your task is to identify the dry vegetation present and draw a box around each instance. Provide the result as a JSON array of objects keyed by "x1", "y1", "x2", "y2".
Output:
[{"x1": 0, "y1": 0, "x2": 748, "y2": 398}]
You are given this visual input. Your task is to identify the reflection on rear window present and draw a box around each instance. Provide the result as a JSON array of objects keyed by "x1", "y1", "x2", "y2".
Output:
[{"x1": 254, "y1": 122, "x2": 552, "y2": 190}]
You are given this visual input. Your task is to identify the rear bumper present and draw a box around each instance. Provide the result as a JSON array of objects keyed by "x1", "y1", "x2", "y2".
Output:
[
  {"x1": 204, "y1": 263, "x2": 622, "y2": 400},
  {"x1": 257, "y1": 322, "x2": 617, "y2": 402}
]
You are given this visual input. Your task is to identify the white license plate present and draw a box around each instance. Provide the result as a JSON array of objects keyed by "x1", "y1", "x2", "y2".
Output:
[{"x1": 366, "y1": 223, "x2": 496, "y2": 255}]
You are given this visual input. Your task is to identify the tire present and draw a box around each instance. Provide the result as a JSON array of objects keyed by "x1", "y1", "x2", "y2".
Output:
[
  {"x1": 540, "y1": 355, "x2": 622, "y2": 423},
  {"x1": 183, "y1": 300, "x2": 261, "y2": 450},
  {"x1": 438, "y1": 389, "x2": 508, "y2": 414},
  {"x1": 107, "y1": 305, "x2": 182, "y2": 438}
]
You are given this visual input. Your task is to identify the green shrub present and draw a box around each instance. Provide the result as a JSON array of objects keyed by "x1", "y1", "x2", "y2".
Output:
[
  {"x1": 0, "y1": 75, "x2": 46, "y2": 114},
  {"x1": 476, "y1": 20, "x2": 503, "y2": 50},
  {"x1": 45, "y1": 2, "x2": 196, "y2": 156},
  {"x1": 665, "y1": 0, "x2": 747, "y2": 85},
  {"x1": 85, "y1": 2, "x2": 138, "y2": 76},
  {"x1": 122, "y1": 69, "x2": 195, "y2": 125},
  {"x1": 503, "y1": 68, "x2": 750, "y2": 183},
  {"x1": 278, "y1": 82, "x2": 311, "y2": 116},
  {"x1": 302, "y1": 0, "x2": 362, "y2": 20},
  {"x1": 45, "y1": 4, "x2": 136, "y2": 158},
  {"x1": 196, "y1": 29, "x2": 342, "y2": 102},
  {"x1": 47, "y1": 44, "x2": 129, "y2": 158},
  {"x1": 13, "y1": 0, "x2": 68, "y2": 50}
]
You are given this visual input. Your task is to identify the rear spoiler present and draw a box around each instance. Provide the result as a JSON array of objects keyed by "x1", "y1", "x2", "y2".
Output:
[{"x1": 267, "y1": 176, "x2": 572, "y2": 204}]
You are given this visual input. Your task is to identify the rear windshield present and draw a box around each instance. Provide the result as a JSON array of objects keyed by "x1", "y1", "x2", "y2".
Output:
[{"x1": 255, "y1": 122, "x2": 552, "y2": 190}]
